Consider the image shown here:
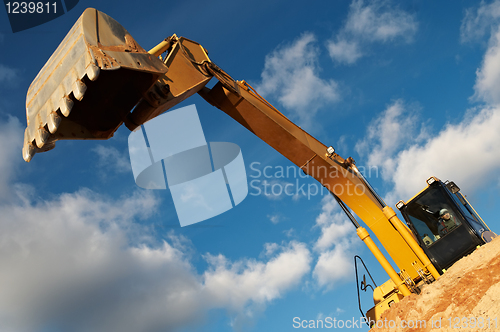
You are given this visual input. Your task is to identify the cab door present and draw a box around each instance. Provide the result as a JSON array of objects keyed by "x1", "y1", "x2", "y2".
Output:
[{"x1": 400, "y1": 183, "x2": 483, "y2": 273}]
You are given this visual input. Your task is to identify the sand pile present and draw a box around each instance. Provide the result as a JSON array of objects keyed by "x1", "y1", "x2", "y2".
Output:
[{"x1": 370, "y1": 237, "x2": 500, "y2": 331}]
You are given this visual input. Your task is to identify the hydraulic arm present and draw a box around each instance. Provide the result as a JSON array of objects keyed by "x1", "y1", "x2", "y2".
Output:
[{"x1": 194, "y1": 69, "x2": 441, "y2": 290}]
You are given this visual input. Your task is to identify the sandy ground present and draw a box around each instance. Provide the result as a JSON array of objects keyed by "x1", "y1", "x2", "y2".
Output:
[{"x1": 370, "y1": 237, "x2": 500, "y2": 331}]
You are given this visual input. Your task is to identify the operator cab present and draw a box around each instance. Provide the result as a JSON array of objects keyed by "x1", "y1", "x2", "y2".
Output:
[{"x1": 396, "y1": 177, "x2": 496, "y2": 273}]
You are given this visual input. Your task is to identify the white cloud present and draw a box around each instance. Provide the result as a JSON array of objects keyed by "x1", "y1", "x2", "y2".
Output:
[
  {"x1": 313, "y1": 244, "x2": 353, "y2": 289},
  {"x1": 267, "y1": 214, "x2": 281, "y2": 224},
  {"x1": 203, "y1": 241, "x2": 311, "y2": 309},
  {"x1": 345, "y1": 0, "x2": 418, "y2": 43},
  {"x1": 314, "y1": 196, "x2": 354, "y2": 252},
  {"x1": 355, "y1": 103, "x2": 500, "y2": 204},
  {"x1": 389, "y1": 106, "x2": 500, "y2": 200},
  {"x1": 355, "y1": 100, "x2": 426, "y2": 181},
  {"x1": 92, "y1": 145, "x2": 132, "y2": 174},
  {"x1": 202, "y1": 241, "x2": 311, "y2": 330},
  {"x1": 326, "y1": 39, "x2": 362, "y2": 65},
  {"x1": 462, "y1": 2, "x2": 500, "y2": 104},
  {"x1": 327, "y1": 0, "x2": 418, "y2": 64},
  {"x1": 256, "y1": 33, "x2": 340, "y2": 127},
  {"x1": 356, "y1": 25, "x2": 500, "y2": 203},
  {"x1": 0, "y1": 187, "x2": 312, "y2": 332},
  {"x1": 474, "y1": 27, "x2": 500, "y2": 105},
  {"x1": 0, "y1": 64, "x2": 17, "y2": 83},
  {"x1": 283, "y1": 228, "x2": 295, "y2": 238},
  {"x1": 0, "y1": 116, "x2": 23, "y2": 200},
  {"x1": 461, "y1": 0, "x2": 500, "y2": 43},
  {"x1": 0, "y1": 190, "x2": 185, "y2": 332},
  {"x1": 312, "y1": 196, "x2": 358, "y2": 289},
  {"x1": 263, "y1": 242, "x2": 279, "y2": 256},
  {"x1": 0, "y1": 166, "x2": 312, "y2": 332},
  {"x1": 390, "y1": 24, "x2": 500, "y2": 199}
]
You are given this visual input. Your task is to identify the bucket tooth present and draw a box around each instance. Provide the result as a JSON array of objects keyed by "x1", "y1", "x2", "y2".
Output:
[
  {"x1": 23, "y1": 129, "x2": 35, "y2": 162},
  {"x1": 22, "y1": 142, "x2": 35, "y2": 162},
  {"x1": 86, "y1": 63, "x2": 100, "y2": 81},
  {"x1": 35, "y1": 127, "x2": 49, "y2": 148},
  {"x1": 73, "y1": 79, "x2": 87, "y2": 101},
  {"x1": 47, "y1": 112, "x2": 61, "y2": 133},
  {"x1": 38, "y1": 141, "x2": 56, "y2": 153},
  {"x1": 60, "y1": 96, "x2": 74, "y2": 117}
]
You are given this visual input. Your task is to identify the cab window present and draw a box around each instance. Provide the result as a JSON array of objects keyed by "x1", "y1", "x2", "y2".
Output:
[{"x1": 403, "y1": 185, "x2": 462, "y2": 247}]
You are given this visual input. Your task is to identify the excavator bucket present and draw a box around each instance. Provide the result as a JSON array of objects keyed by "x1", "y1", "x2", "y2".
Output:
[{"x1": 23, "y1": 8, "x2": 168, "y2": 162}]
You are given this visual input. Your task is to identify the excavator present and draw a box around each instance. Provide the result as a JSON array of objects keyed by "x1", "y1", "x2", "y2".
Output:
[{"x1": 22, "y1": 8, "x2": 496, "y2": 324}]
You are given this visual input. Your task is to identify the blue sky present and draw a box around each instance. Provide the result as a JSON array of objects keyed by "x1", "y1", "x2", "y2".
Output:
[{"x1": 1, "y1": 0, "x2": 500, "y2": 331}]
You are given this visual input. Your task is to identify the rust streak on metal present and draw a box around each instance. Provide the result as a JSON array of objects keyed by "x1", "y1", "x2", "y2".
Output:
[
  {"x1": 95, "y1": 34, "x2": 146, "y2": 53},
  {"x1": 89, "y1": 45, "x2": 120, "y2": 68}
]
